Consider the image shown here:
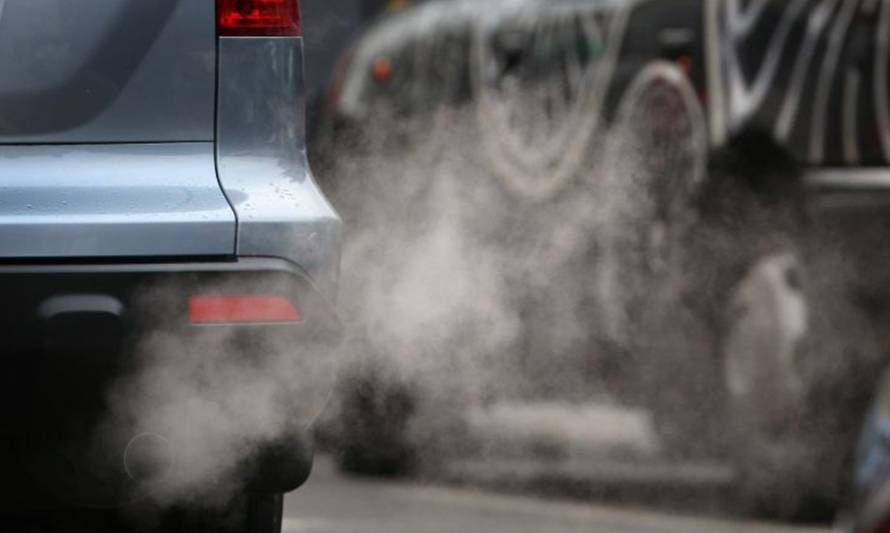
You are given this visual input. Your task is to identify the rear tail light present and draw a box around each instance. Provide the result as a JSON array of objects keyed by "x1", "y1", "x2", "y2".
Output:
[
  {"x1": 189, "y1": 295, "x2": 301, "y2": 324},
  {"x1": 217, "y1": 0, "x2": 301, "y2": 36}
]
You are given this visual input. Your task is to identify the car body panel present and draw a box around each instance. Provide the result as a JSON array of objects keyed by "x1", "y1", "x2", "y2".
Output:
[
  {"x1": 0, "y1": 142, "x2": 235, "y2": 258},
  {"x1": 709, "y1": 0, "x2": 888, "y2": 166},
  {"x1": 0, "y1": 0, "x2": 215, "y2": 143},
  {"x1": 330, "y1": 0, "x2": 698, "y2": 121},
  {"x1": 217, "y1": 36, "x2": 341, "y2": 300},
  {"x1": 328, "y1": 0, "x2": 890, "y2": 173}
]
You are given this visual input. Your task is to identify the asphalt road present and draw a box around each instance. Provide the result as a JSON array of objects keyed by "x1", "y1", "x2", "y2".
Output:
[{"x1": 283, "y1": 456, "x2": 831, "y2": 533}]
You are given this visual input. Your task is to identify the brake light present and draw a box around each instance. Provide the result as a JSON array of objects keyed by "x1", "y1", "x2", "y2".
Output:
[
  {"x1": 217, "y1": 0, "x2": 301, "y2": 36},
  {"x1": 189, "y1": 295, "x2": 301, "y2": 324}
]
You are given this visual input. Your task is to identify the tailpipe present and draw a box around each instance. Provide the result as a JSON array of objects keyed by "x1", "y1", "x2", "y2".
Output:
[{"x1": 123, "y1": 433, "x2": 174, "y2": 483}]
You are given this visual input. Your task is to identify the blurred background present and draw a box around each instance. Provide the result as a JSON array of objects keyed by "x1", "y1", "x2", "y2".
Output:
[{"x1": 291, "y1": 1, "x2": 890, "y2": 531}]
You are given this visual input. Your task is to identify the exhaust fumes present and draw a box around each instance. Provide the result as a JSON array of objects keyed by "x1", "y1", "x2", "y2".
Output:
[{"x1": 89, "y1": 0, "x2": 890, "y2": 520}]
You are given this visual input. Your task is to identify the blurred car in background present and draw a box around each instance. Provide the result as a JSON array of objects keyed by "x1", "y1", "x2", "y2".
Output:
[{"x1": 314, "y1": 0, "x2": 890, "y2": 520}]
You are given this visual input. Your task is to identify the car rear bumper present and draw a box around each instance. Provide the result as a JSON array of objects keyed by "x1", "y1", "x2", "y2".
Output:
[{"x1": 0, "y1": 256, "x2": 340, "y2": 510}]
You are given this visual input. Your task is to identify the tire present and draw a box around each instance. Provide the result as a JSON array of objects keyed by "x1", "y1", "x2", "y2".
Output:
[
  {"x1": 645, "y1": 195, "x2": 870, "y2": 519},
  {"x1": 704, "y1": 136, "x2": 886, "y2": 518},
  {"x1": 722, "y1": 242, "x2": 879, "y2": 519},
  {"x1": 600, "y1": 59, "x2": 872, "y2": 518},
  {"x1": 638, "y1": 132, "x2": 876, "y2": 518}
]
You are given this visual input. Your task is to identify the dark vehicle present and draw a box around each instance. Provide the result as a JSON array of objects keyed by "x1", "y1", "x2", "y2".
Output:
[
  {"x1": 0, "y1": 0, "x2": 340, "y2": 531},
  {"x1": 318, "y1": 0, "x2": 890, "y2": 519}
]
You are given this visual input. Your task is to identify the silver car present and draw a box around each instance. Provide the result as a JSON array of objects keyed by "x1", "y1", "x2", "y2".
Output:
[{"x1": 0, "y1": 0, "x2": 340, "y2": 531}]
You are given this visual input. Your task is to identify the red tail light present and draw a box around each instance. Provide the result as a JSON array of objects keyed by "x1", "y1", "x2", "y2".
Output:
[
  {"x1": 189, "y1": 295, "x2": 301, "y2": 324},
  {"x1": 217, "y1": 0, "x2": 301, "y2": 36}
]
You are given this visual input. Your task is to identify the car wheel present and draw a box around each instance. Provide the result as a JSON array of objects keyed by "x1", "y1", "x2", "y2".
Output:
[
  {"x1": 639, "y1": 193, "x2": 865, "y2": 520},
  {"x1": 722, "y1": 244, "x2": 879, "y2": 519},
  {"x1": 644, "y1": 135, "x2": 877, "y2": 520}
]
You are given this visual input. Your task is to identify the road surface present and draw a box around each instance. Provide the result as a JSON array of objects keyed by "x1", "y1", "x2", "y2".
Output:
[{"x1": 284, "y1": 456, "x2": 831, "y2": 533}]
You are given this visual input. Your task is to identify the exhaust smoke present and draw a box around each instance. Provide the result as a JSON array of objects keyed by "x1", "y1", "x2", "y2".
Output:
[{"x1": 91, "y1": 0, "x2": 890, "y2": 517}]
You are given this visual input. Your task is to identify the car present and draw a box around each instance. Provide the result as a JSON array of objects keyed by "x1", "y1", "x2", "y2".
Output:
[
  {"x1": 316, "y1": 0, "x2": 890, "y2": 519},
  {"x1": 0, "y1": 0, "x2": 340, "y2": 531}
]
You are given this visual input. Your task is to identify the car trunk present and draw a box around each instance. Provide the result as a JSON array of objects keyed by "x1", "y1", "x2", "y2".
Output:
[
  {"x1": 0, "y1": 0, "x2": 216, "y2": 143},
  {"x1": 0, "y1": 0, "x2": 236, "y2": 260}
]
